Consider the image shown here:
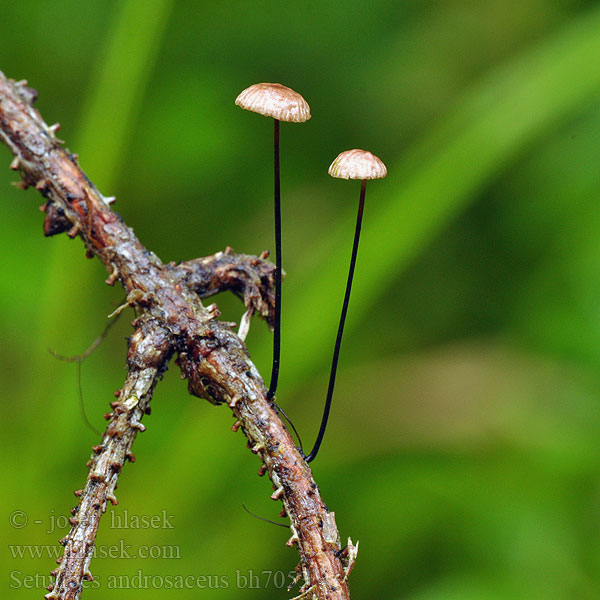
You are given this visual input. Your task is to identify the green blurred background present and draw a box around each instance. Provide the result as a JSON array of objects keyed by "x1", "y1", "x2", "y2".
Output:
[{"x1": 2, "y1": 0, "x2": 600, "y2": 598}]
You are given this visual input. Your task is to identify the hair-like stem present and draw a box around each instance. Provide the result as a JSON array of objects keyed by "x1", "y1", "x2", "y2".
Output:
[
  {"x1": 306, "y1": 179, "x2": 367, "y2": 463},
  {"x1": 267, "y1": 119, "x2": 281, "y2": 400}
]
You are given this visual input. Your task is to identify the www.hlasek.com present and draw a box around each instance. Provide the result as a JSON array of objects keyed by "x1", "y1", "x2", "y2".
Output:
[
  {"x1": 10, "y1": 569, "x2": 298, "y2": 590},
  {"x1": 8, "y1": 540, "x2": 181, "y2": 561}
]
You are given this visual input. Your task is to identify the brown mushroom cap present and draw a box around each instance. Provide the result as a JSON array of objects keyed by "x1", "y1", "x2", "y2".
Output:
[
  {"x1": 235, "y1": 83, "x2": 311, "y2": 123},
  {"x1": 328, "y1": 149, "x2": 387, "y2": 180}
]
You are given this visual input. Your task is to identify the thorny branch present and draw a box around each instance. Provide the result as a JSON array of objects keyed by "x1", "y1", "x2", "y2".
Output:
[
  {"x1": 0, "y1": 72, "x2": 356, "y2": 600},
  {"x1": 51, "y1": 319, "x2": 172, "y2": 596}
]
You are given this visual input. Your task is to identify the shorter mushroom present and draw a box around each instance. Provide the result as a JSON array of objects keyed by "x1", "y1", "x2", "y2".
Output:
[{"x1": 305, "y1": 149, "x2": 387, "y2": 463}]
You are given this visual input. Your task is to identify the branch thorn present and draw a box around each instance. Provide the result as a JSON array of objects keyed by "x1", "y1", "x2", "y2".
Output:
[{"x1": 271, "y1": 486, "x2": 284, "y2": 501}]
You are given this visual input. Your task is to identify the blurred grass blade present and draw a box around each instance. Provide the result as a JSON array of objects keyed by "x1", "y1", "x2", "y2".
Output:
[
  {"x1": 35, "y1": 0, "x2": 173, "y2": 349},
  {"x1": 75, "y1": 0, "x2": 173, "y2": 188},
  {"x1": 26, "y1": 0, "x2": 173, "y2": 445},
  {"x1": 272, "y1": 5, "x2": 600, "y2": 389}
]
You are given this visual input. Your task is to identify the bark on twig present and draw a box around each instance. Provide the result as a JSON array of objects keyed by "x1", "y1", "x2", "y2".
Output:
[
  {"x1": 47, "y1": 319, "x2": 172, "y2": 599},
  {"x1": 169, "y1": 246, "x2": 277, "y2": 328},
  {"x1": 0, "y1": 71, "x2": 354, "y2": 600}
]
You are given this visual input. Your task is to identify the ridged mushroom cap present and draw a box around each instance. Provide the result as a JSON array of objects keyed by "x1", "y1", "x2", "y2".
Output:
[
  {"x1": 235, "y1": 83, "x2": 311, "y2": 123},
  {"x1": 328, "y1": 149, "x2": 387, "y2": 180}
]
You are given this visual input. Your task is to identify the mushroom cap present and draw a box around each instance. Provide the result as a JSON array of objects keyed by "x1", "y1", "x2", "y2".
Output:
[
  {"x1": 235, "y1": 83, "x2": 311, "y2": 123},
  {"x1": 328, "y1": 149, "x2": 387, "y2": 180}
]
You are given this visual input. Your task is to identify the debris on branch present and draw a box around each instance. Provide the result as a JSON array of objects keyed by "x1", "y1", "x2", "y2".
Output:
[
  {"x1": 0, "y1": 71, "x2": 353, "y2": 600},
  {"x1": 168, "y1": 246, "x2": 277, "y2": 328}
]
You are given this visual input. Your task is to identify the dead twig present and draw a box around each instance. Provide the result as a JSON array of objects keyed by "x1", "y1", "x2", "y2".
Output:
[{"x1": 0, "y1": 71, "x2": 353, "y2": 600}]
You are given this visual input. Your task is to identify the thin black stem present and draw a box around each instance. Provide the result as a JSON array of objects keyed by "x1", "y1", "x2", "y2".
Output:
[
  {"x1": 76, "y1": 360, "x2": 102, "y2": 437},
  {"x1": 49, "y1": 313, "x2": 121, "y2": 437},
  {"x1": 267, "y1": 119, "x2": 281, "y2": 400},
  {"x1": 305, "y1": 179, "x2": 367, "y2": 463},
  {"x1": 242, "y1": 503, "x2": 289, "y2": 528},
  {"x1": 272, "y1": 401, "x2": 303, "y2": 450}
]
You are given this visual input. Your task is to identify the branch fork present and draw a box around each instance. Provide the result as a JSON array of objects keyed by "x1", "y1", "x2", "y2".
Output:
[{"x1": 0, "y1": 71, "x2": 353, "y2": 600}]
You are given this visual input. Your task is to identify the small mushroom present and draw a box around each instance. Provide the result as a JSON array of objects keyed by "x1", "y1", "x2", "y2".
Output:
[
  {"x1": 235, "y1": 83, "x2": 311, "y2": 399},
  {"x1": 305, "y1": 149, "x2": 387, "y2": 463}
]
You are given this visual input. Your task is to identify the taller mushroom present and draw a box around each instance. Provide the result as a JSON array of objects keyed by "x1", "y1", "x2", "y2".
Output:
[{"x1": 235, "y1": 83, "x2": 311, "y2": 400}]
